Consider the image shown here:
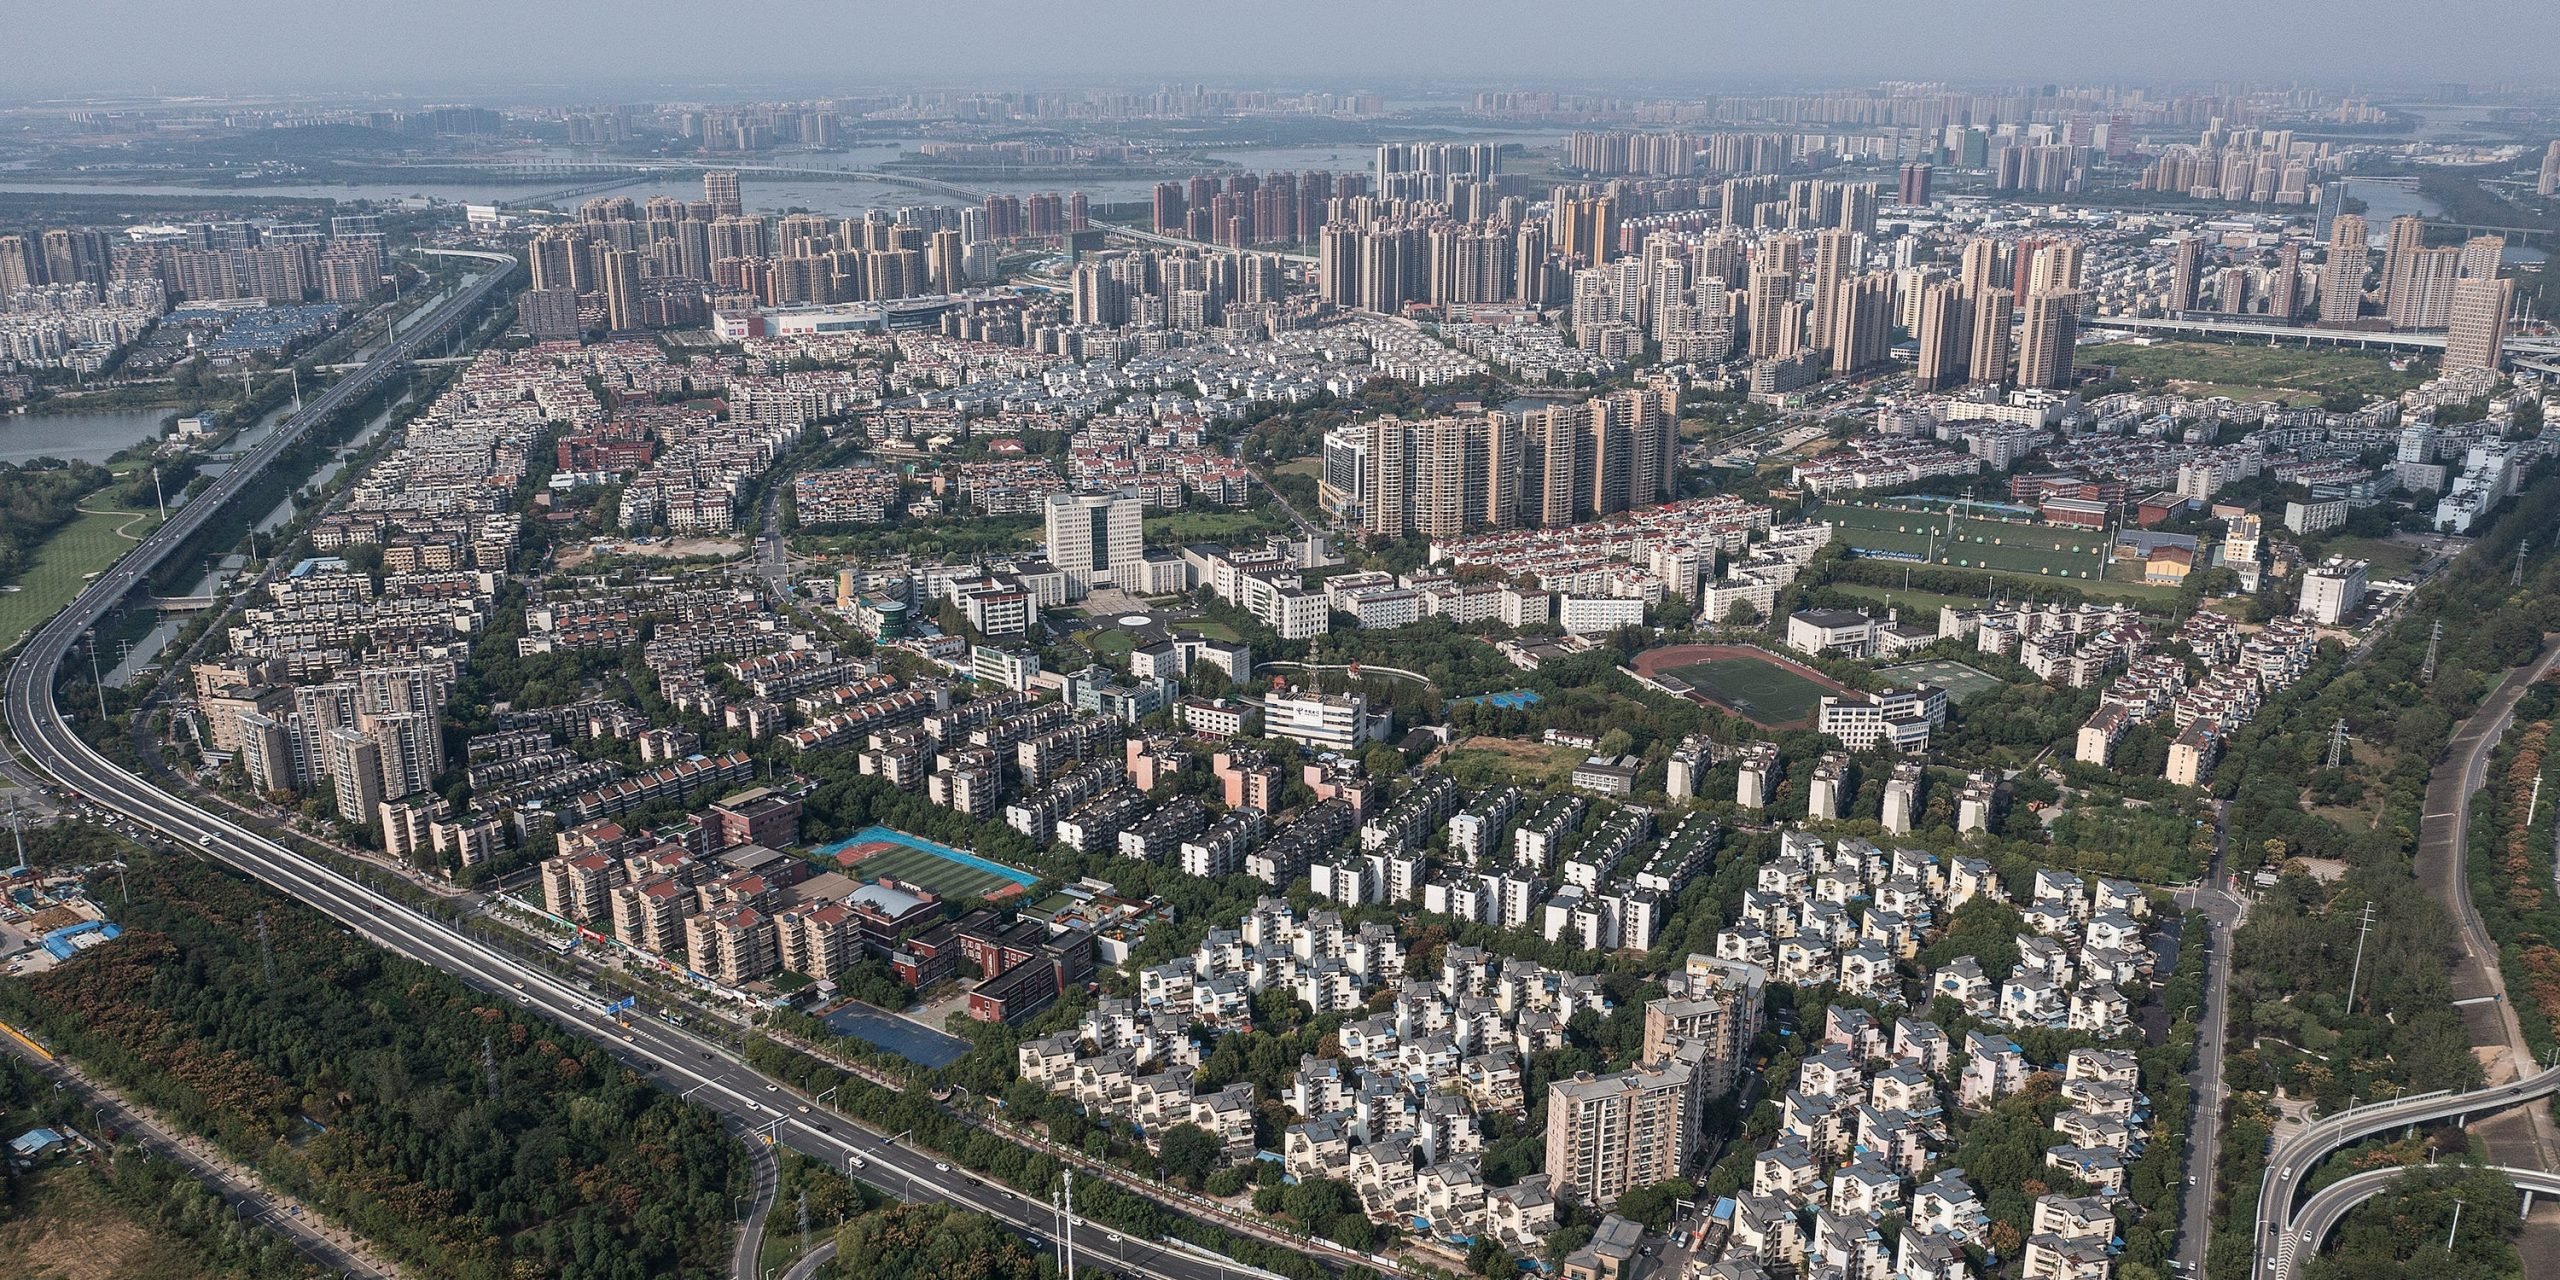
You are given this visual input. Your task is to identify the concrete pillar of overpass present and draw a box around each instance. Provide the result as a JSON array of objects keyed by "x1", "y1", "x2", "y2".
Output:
[{"x1": 2524, "y1": 1188, "x2": 2535, "y2": 1219}]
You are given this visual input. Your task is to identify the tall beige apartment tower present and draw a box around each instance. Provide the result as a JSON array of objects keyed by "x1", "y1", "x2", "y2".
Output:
[
  {"x1": 1913, "y1": 280, "x2": 1973, "y2": 392},
  {"x1": 1545, "y1": 1056, "x2": 1699, "y2": 1206},
  {"x1": 1968, "y1": 287, "x2": 2015, "y2": 387},
  {"x1": 703, "y1": 170, "x2": 743, "y2": 219},
  {"x1": 2017, "y1": 289, "x2": 2081, "y2": 390},
  {"x1": 2318, "y1": 214, "x2": 2368, "y2": 324},
  {"x1": 2445, "y1": 276, "x2": 2512, "y2": 373}
]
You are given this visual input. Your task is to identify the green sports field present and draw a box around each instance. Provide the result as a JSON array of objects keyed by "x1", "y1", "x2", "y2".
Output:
[
  {"x1": 845, "y1": 844, "x2": 1020, "y2": 900},
  {"x1": 1826, "y1": 502, "x2": 2110, "y2": 579},
  {"x1": 1665, "y1": 658, "x2": 1835, "y2": 726}
]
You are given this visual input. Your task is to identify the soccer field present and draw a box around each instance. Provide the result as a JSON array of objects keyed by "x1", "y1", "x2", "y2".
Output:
[
  {"x1": 822, "y1": 827, "x2": 1036, "y2": 902},
  {"x1": 1826, "y1": 503, "x2": 2109, "y2": 579},
  {"x1": 1665, "y1": 658, "x2": 1836, "y2": 727}
]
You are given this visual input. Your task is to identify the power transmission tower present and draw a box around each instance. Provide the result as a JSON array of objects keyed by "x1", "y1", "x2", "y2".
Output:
[
  {"x1": 2326, "y1": 719, "x2": 2350, "y2": 770},
  {"x1": 483, "y1": 1034, "x2": 501, "y2": 1099},
  {"x1": 2517, "y1": 540, "x2": 2531, "y2": 587},
  {"x1": 255, "y1": 912, "x2": 278, "y2": 986},
  {"x1": 2345, "y1": 900, "x2": 2377, "y2": 1014},
  {"x1": 797, "y1": 1188, "x2": 810, "y2": 1257},
  {"x1": 2422, "y1": 619, "x2": 2443, "y2": 683}
]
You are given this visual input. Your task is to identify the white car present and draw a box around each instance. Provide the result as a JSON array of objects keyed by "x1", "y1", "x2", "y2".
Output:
[
  {"x1": 935, "y1": 1162, "x2": 951, "y2": 1172},
  {"x1": 848, "y1": 1155, "x2": 866, "y2": 1169}
]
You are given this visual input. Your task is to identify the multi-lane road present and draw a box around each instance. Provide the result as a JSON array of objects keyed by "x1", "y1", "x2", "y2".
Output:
[
  {"x1": 2172, "y1": 801, "x2": 2242, "y2": 1277},
  {"x1": 0, "y1": 252, "x2": 1249, "y2": 1280}
]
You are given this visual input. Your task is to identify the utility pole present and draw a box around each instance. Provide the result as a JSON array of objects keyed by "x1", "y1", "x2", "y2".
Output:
[
  {"x1": 152, "y1": 465, "x2": 166, "y2": 521},
  {"x1": 5, "y1": 798, "x2": 25, "y2": 877},
  {"x1": 256, "y1": 911, "x2": 278, "y2": 986},
  {"x1": 2346, "y1": 900, "x2": 2376, "y2": 1014},
  {"x1": 2535, "y1": 773, "x2": 2547, "y2": 829},
  {"x1": 1062, "y1": 1167, "x2": 1076, "y2": 1280},
  {"x1": 87, "y1": 634, "x2": 106, "y2": 722},
  {"x1": 2447, "y1": 1196, "x2": 2465, "y2": 1253},
  {"x1": 2423, "y1": 619, "x2": 2443, "y2": 684}
]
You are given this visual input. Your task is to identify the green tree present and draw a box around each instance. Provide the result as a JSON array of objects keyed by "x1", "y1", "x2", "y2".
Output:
[{"x1": 1157, "y1": 1122, "x2": 1225, "y2": 1189}]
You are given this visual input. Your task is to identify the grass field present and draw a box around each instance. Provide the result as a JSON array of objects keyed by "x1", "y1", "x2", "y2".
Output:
[
  {"x1": 0, "y1": 502, "x2": 162, "y2": 652},
  {"x1": 0, "y1": 1166, "x2": 218, "y2": 1280},
  {"x1": 2316, "y1": 535, "x2": 2424, "y2": 581},
  {"x1": 1446, "y1": 738, "x2": 1589, "y2": 789},
  {"x1": 1829, "y1": 582, "x2": 1991, "y2": 620},
  {"x1": 2083, "y1": 339, "x2": 2430, "y2": 407},
  {"x1": 1183, "y1": 618, "x2": 1243, "y2": 642},
  {"x1": 1143, "y1": 504, "x2": 1293, "y2": 545},
  {"x1": 826, "y1": 827, "x2": 1034, "y2": 902},
  {"x1": 1826, "y1": 502, "x2": 2112, "y2": 579},
  {"x1": 1664, "y1": 658, "x2": 1835, "y2": 726},
  {"x1": 1880, "y1": 658, "x2": 2007, "y2": 704}
]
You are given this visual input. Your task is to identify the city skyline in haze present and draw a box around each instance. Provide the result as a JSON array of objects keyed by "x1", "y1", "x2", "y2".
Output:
[{"x1": 19, "y1": 0, "x2": 2560, "y2": 98}]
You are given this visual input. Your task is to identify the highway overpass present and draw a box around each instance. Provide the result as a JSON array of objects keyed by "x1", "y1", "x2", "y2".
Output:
[
  {"x1": 2257, "y1": 1064, "x2": 2560, "y2": 1277},
  {"x1": 2281, "y1": 1163, "x2": 2560, "y2": 1280}
]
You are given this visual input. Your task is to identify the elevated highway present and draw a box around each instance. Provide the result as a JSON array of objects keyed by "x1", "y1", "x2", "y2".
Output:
[{"x1": 2282, "y1": 1163, "x2": 2560, "y2": 1280}]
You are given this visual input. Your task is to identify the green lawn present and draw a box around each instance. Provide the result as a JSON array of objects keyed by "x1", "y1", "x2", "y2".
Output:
[
  {"x1": 2083, "y1": 339, "x2": 2430, "y2": 407},
  {"x1": 1143, "y1": 505, "x2": 1292, "y2": 545},
  {"x1": 1182, "y1": 619, "x2": 1242, "y2": 642},
  {"x1": 1445, "y1": 740, "x2": 1589, "y2": 789},
  {"x1": 1664, "y1": 657, "x2": 1835, "y2": 727},
  {"x1": 1829, "y1": 582, "x2": 1992, "y2": 622},
  {"x1": 0, "y1": 503, "x2": 163, "y2": 651},
  {"x1": 1086, "y1": 628, "x2": 1136, "y2": 657}
]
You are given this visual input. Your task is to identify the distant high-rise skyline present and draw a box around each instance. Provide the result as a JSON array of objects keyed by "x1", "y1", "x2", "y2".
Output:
[{"x1": 13, "y1": 1, "x2": 2559, "y2": 94}]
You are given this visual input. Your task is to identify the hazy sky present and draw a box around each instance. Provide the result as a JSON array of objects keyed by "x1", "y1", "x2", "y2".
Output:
[{"x1": 20, "y1": 0, "x2": 2560, "y2": 99}]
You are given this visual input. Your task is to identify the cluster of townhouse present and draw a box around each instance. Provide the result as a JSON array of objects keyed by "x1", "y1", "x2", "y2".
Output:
[
  {"x1": 1313, "y1": 568, "x2": 1554, "y2": 634},
  {"x1": 1715, "y1": 831, "x2": 2150, "y2": 1040},
  {"x1": 1791, "y1": 438, "x2": 1988, "y2": 495},
  {"x1": 2075, "y1": 609, "x2": 2318, "y2": 785},
  {"x1": 1937, "y1": 601, "x2": 2149, "y2": 689},
  {"x1": 793, "y1": 464, "x2": 908, "y2": 525},
  {"x1": 1690, "y1": 831, "x2": 2157, "y2": 1280},
  {"x1": 1064, "y1": 412, "x2": 1252, "y2": 507},
  {"x1": 1725, "y1": 1006, "x2": 2140, "y2": 1280}
]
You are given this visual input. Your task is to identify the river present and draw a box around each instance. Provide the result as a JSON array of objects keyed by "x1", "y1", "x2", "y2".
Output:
[
  {"x1": 0, "y1": 405, "x2": 173, "y2": 466},
  {"x1": 2340, "y1": 176, "x2": 2546, "y2": 264},
  {"x1": 0, "y1": 130, "x2": 1574, "y2": 216}
]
